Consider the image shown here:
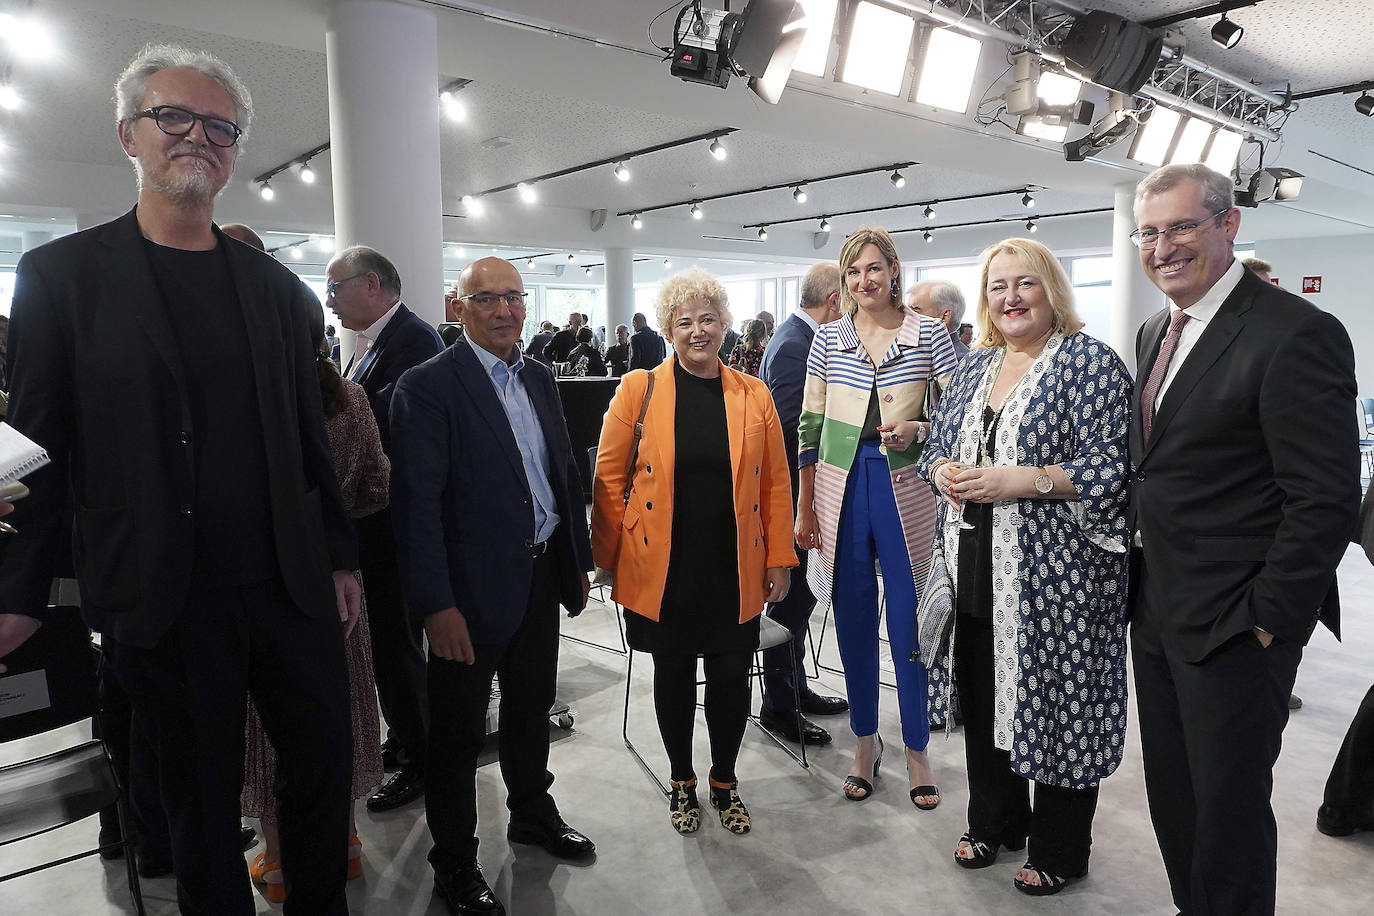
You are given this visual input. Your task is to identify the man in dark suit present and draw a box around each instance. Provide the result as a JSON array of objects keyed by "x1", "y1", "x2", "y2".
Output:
[
  {"x1": 1128, "y1": 163, "x2": 1359, "y2": 916},
  {"x1": 327, "y1": 244, "x2": 443, "y2": 810},
  {"x1": 0, "y1": 46, "x2": 358, "y2": 915},
  {"x1": 391, "y1": 257, "x2": 595, "y2": 916},
  {"x1": 543, "y1": 310, "x2": 583, "y2": 364},
  {"x1": 628, "y1": 311, "x2": 665, "y2": 371},
  {"x1": 757, "y1": 262, "x2": 848, "y2": 745},
  {"x1": 605, "y1": 323, "x2": 631, "y2": 376}
]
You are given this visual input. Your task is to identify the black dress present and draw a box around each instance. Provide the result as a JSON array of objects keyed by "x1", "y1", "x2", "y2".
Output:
[
  {"x1": 625, "y1": 360, "x2": 756, "y2": 655},
  {"x1": 956, "y1": 407, "x2": 999, "y2": 619}
]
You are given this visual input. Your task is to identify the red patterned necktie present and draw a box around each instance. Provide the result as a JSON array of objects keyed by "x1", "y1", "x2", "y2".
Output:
[{"x1": 1139, "y1": 309, "x2": 1190, "y2": 443}]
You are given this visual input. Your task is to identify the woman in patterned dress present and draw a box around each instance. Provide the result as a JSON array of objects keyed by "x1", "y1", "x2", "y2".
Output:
[
  {"x1": 243, "y1": 310, "x2": 387, "y2": 902},
  {"x1": 726, "y1": 318, "x2": 767, "y2": 377},
  {"x1": 917, "y1": 237, "x2": 1131, "y2": 896},
  {"x1": 795, "y1": 227, "x2": 957, "y2": 808}
]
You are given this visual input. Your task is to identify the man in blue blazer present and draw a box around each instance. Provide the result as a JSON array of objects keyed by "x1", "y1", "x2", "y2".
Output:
[
  {"x1": 757, "y1": 262, "x2": 848, "y2": 745},
  {"x1": 391, "y1": 257, "x2": 594, "y2": 916},
  {"x1": 327, "y1": 245, "x2": 443, "y2": 810}
]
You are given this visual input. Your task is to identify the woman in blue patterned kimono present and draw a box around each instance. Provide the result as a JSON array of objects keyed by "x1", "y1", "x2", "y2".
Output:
[{"x1": 917, "y1": 238, "x2": 1131, "y2": 897}]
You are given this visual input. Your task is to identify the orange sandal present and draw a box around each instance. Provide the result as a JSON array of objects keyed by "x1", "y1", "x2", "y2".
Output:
[{"x1": 249, "y1": 852, "x2": 285, "y2": 903}]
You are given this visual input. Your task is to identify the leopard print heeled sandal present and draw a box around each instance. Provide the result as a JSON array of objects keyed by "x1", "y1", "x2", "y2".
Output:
[
  {"x1": 669, "y1": 775, "x2": 701, "y2": 834},
  {"x1": 708, "y1": 775, "x2": 751, "y2": 835}
]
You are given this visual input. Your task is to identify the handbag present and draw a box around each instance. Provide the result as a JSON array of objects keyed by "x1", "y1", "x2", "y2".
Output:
[
  {"x1": 594, "y1": 373, "x2": 656, "y2": 587},
  {"x1": 913, "y1": 539, "x2": 955, "y2": 670}
]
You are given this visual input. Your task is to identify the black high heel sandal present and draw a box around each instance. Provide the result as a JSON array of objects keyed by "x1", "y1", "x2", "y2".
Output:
[
  {"x1": 952, "y1": 832, "x2": 1027, "y2": 869},
  {"x1": 1013, "y1": 861, "x2": 1087, "y2": 896},
  {"x1": 843, "y1": 734, "x2": 884, "y2": 801}
]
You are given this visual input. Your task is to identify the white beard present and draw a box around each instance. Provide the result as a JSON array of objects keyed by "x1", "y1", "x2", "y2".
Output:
[{"x1": 133, "y1": 151, "x2": 228, "y2": 206}]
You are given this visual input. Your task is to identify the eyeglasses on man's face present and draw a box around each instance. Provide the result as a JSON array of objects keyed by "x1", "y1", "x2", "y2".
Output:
[
  {"x1": 325, "y1": 274, "x2": 366, "y2": 299},
  {"x1": 460, "y1": 291, "x2": 528, "y2": 309},
  {"x1": 133, "y1": 105, "x2": 243, "y2": 148},
  {"x1": 1129, "y1": 209, "x2": 1229, "y2": 250}
]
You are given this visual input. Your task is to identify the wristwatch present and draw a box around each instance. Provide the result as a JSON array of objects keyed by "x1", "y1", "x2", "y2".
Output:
[{"x1": 1034, "y1": 466, "x2": 1054, "y2": 495}]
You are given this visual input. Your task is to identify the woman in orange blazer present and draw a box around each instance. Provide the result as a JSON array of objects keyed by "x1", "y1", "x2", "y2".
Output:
[{"x1": 593, "y1": 268, "x2": 797, "y2": 837}]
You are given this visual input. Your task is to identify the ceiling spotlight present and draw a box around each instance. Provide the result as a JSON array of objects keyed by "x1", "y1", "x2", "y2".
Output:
[
  {"x1": 567, "y1": 253, "x2": 576, "y2": 263},
  {"x1": 461, "y1": 194, "x2": 484, "y2": 217},
  {"x1": 584, "y1": 266, "x2": 593, "y2": 276},
  {"x1": 258, "y1": 181, "x2": 275, "y2": 201},
  {"x1": 793, "y1": 185, "x2": 808, "y2": 203},
  {"x1": 1021, "y1": 191, "x2": 1036, "y2": 209},
  {"x1": 1357, "y1": 94, "x2": 1374, "y2": 117},
  {"x1": 526, "y1": 257, "x2": 535, "y2": 268},
  {"x1": 289, "y1": 246, "x2": 304, "y2": 260},
  {"x1": 613, "y1": 161, "x2": 630, "y2": 182},
  {"x1": 757, "y1": 226, "x2": 768, "y2": 241},
  {"x1": 295, "y1": 161, "x2": 316, "y2": 184},
  {"x1": 923, "y1": 230, "x2": 933, "y2": 243},
  {"x1": 709, "y1": 137, "x2": 727, "y2": 160},
  {"x1": 923, "y1": 204, "x2": 936, "y2": 220},
  {"x1": 1026, "y1": 219, "x2": 1038, "y2": 233},
  {"x1": 440, "y1": 90, "x2": 467, "y2": 122},
  {"x1": 889, "y1": 169, "x2": 906, "y2": 188},
  {"x1": 819, "y1": 217, "x2": 831, "y2": 232},
  {"x1": 517, "y1": 182, "x2": 537, "y2": 204},
  {"x1": 690, "y1": 202, "x2": 703, "y2": 219},
  {"x1": 631, "y1": 213, "x2": 643, "y2": 229},
  {"x1": 0, "y1": 84, "x2": 18, "y2": 110},
  {"x1": 663, "y1": 258, "x2": 672, "y2": 268},
  {"x1": 1211, "y1": 13, "x2": 1243, "y2": 49},
  {"x1": 315, "y1": 235, "x2": 336, "y2": 253}
]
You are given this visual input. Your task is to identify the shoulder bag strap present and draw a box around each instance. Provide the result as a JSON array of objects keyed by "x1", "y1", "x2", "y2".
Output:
[{"x1": 623, "y1": 372, "x2": 655, "y2": 505}]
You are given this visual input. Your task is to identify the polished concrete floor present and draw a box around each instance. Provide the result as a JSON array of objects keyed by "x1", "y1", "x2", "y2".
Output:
[{"x1": 4, "y1": 543, "x2": 1373, "y2": 915}]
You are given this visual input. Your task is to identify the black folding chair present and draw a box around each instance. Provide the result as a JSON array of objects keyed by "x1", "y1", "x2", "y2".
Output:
[{"x1": 0, "y1": 606, "x2": 145, "y2": 914}]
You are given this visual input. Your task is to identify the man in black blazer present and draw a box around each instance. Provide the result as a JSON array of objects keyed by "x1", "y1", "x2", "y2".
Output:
[
  {"x1": 628, "y1": 311, "x2": 666, "y2": 370},
  {"x1": 542, "y1": 310, "x2": 583, "y2": 364},
  {"x1": 0, "y1": 47, "x2": 358, "y2": 915},
  {"x1": 1128, "y1": 164, "x2": 1359, "y2": 915},
  {"x1": 391, "y1": 258, "x2": 595, "y2": 916},
  {"x1": 605, "y1": 323, "x2": 631, "y2": 376},
  {"x1": 757, "y1": 262, "x2": 847, "y2": 745},
  {"x1": 327, "y1": 244, "x2": 442, "y2": 811}
]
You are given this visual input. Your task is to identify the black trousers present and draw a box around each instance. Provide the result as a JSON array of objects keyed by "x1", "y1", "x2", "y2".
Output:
[
  {"x1": 762, "y1": 548, "x2": 814, "y2": 715},
  {"x1": 426, "y1": 548, "x2": 561, "y2": 873},
  {"x1": 954, "y1": 612, "x2": 1098, "y2": 877},
  {"x1": 1132, "y1": 565, "x2": 1301, "y2": 916},
  {"x1": 359, "y1": 510, "x2": 429, "y2": 769},
  {"x1": 651, "y1": 650, "x2": 753, "y2": 784},
  {"x1": 105, "y1": 580, "x2": 352, "y2": 916},
  {"x1": 95, "y1": 651, "x2": 171, "y2": 863},
  {"x1": 1321, "y1": 683, "x2": 1374, "y2": 830}
]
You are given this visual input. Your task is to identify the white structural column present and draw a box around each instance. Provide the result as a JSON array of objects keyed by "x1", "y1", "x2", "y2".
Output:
[
  {"x1": 21, "y1": 231, "x2": 53, "y2": 251},
  {"x1": 325, "y1": 0, "x2": 445, "y2": 367},
  {"x1": 1110, "y1": 183, "x2": 1164, "y2": 373},
  {"x1": 604, "y1": 247, "x2": 634, "y2": 334}
]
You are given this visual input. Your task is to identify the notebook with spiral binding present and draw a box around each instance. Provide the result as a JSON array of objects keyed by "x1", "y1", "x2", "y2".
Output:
[{"x1": 0, "y1": 422, "x2": 50, "y2": 486}]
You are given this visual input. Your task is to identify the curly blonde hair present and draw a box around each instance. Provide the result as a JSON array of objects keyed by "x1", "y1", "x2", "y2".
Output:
[{"x1": 654, "y1": 267, "x2": 733, "y2": 334}]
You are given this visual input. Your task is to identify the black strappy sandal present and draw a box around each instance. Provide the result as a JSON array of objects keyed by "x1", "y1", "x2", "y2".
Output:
[{"x1": 1013, "y1": 861, "x2": 1086, "y2": 896}]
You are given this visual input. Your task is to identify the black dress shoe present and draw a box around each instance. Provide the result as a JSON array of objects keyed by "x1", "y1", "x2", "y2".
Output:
[
  {"x1": 758, "y1": 706, "x2": 832, "y2": 746},
  {"x1": 380, "y1": 740, "x2": 401, "y2": 772},
  {"x1": 241, "y1": 824, "x2": 258, "y2": 851},
  {"x1": 1316, "y1": 804, "x2": 1366, "y2": 837},
  {"x1": 507, "y1": 814, "x2": 596, "y2": 860},
  {"x1": 433, "y1": 861, "x2": 505, "y2": 916},
  {"x1": 366, "y1": 768, "x2": 425, "y2": 812},
  {"x1": 800, "y1": 690, "x2": 850, "y2": 716}
]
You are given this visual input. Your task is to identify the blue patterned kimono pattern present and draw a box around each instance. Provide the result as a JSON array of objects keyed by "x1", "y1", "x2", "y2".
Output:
[{"x1": 917, "y1": 331, "x2": 1133, "y2": 789}]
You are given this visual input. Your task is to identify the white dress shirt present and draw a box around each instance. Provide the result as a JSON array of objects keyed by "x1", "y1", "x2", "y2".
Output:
[{"x1": 1153, "y1": 258, "x2": 1244, "y2": 410}]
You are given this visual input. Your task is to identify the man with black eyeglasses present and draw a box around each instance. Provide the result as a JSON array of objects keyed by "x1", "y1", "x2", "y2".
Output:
[
  {"x1": 0, "y1": 45, "x2": 358, "y2": 914},
  {"x1": 391, "y1": 258, "x2": 595, "y2": 916},
  {"x1": 1127, "y1": 163, "x2": 1358, "y2": 916}
]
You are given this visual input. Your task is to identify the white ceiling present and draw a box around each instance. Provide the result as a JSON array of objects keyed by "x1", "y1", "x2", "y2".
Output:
[{"x1": 1, "y1": 0, "x2": 1371, "y2": 276}]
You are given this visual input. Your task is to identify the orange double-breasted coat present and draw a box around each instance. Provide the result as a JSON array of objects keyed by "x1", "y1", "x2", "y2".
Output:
[{"x1": 591, "y1": 358, "x2": 799, "y2": 623}]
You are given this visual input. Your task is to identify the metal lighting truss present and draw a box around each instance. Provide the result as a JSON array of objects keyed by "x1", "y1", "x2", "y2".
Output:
[{"x1": 880, "y1": 0, "x2": 1280, "y2": 141}]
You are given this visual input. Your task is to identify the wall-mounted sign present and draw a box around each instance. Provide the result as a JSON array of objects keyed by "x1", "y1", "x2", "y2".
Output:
[{"x1": 1302, "y1": 276, "x2": 1322, "y2": 294}]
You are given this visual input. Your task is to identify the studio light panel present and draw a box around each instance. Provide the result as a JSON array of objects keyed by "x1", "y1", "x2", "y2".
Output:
[
  {"x1": 792, "y1": 0, "x2": 839, "y2": 76},
  {"x1": 915, "y1": 27, "x2": 982, "y2": 113},
  {"x1": 841, "y1": 2, "x2": 915, "y2": 96}
]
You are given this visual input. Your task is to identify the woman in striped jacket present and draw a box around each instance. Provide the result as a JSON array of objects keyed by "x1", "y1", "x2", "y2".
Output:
[{"x1": 795, "y1": 227, "x2": 958, "y2": 808}]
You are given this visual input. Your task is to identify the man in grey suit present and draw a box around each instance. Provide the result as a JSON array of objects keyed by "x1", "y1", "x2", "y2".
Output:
[
  {"x1": 908, "y1": 280, "x2": 969, "y2": 362},
  {"x1": 1128, "y1": 163, "x2": 1359, "y2": 915}
]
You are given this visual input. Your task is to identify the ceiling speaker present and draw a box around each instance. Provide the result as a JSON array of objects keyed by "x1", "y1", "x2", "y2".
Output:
[{"x1": 1060, "y1": 11, "x2": 1163, "y2": 95}]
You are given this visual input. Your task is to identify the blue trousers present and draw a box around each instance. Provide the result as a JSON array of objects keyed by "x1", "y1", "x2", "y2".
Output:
[{"x1": 832, "y1": 442, "x2": 930, "y2": 751}]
